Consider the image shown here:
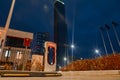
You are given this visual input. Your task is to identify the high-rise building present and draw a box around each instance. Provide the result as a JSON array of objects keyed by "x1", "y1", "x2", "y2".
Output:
[
  {"x1": 31, "y1": 32, "x2": 49, "y2": 55},
  {"x1": 30, "y1": 32, "x2": 50, "y2": 71},
  {"x1": 54, "y1": 0, "x2": 68, "y2": 69}
]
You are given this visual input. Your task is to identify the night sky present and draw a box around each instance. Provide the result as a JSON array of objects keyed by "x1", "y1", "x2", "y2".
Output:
[{"x1": 0, "y1": 0, "x2": 120, "y2": 60}]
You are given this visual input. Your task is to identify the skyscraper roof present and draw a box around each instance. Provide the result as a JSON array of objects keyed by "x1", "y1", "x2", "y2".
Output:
[{"x1": 55, "y1": 0, "x2": 64, "y2": 5}]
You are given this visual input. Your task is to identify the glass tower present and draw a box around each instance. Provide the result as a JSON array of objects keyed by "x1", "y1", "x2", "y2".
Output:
[{"x1": 54, "y1": 0, "x2": 68, "y2": 69}]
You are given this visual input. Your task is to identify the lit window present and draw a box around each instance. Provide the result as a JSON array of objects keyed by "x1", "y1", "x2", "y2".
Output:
[
  {"x1": 5, "y1": 50, "x2": 11, "y2": 57},
  {"x1": 16, "y1": 51, "x2": 22, "y2": 59}
]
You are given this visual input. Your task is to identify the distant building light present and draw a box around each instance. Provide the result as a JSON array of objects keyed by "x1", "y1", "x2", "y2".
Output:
[{"x1": 80, "y1": 57, "x2": 83, "y2": 60}]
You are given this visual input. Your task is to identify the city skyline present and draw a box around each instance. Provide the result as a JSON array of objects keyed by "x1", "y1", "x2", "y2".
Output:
[{"x1": 0, "y1": 0, "x2": 120, "y2": 60}]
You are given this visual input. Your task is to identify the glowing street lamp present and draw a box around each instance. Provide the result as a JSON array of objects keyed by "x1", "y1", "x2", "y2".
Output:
[
  {"x1": 70, "y1": 44, "x2": 75, "y2": 70},
  {"x1": 94, "y1": 49, "x2": 101, "y2": 57},
  {"x1": 95, "y1": 49, "x2": 99, "y2": 54},
  {"x1": 63, "y1": 57, "x2": 67, "y2": 61},
  {"x1": 71, "y1": 44, "x2": 75, "y2": 49},
  {"x1": 63, "y1": 57, "x2": 67, "y2": 66}
]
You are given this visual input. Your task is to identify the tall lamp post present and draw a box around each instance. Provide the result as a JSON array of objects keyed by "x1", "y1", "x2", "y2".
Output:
[
  {"x1": 0, "y1": 0, "x2": 15, "y2": 60},
  {"x1": 99, "y1": 27, "x2": 108, "y2": 56},
  {"x1": 112, "y1": 21, "x2": 120, "y2": 47},
  {"x1": 71, "y1": 44, "x2": 75, "y2": 70},
  {"x1": 105, "y1": 24, "x2": 115, "y2": 54},
  {"x1": 63, "y1": 57, "x2": 67, "y2": 66},
  {"x1": 63, "y1": 44, "x2": 75, "y2": 69}
]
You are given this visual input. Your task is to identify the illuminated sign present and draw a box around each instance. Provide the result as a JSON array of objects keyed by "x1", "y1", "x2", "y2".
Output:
[{"x1": 23, "y1": 38, "x2": 31, "y2": 47}]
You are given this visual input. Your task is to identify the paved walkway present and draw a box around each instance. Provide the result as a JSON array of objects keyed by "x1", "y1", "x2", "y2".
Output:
[{"x1": 0, "y1": 70, "x2": 120, "y2": 80}]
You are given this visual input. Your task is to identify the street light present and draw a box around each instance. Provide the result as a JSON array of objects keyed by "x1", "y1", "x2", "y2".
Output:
[
  {"x1": 71, "y1": 44, "x2": 75, "y2": 71},
  {"x1": 63, "y1": 57, "x2": 67, "y2": 66},
  {"x1": 94, "y1": 49, "x2": 101, "y2": 57},
  {"x1": 71, "y1": 44, "x2": 75, "y2": 49},
  {"x1": 70, "y1": 44, "x2": 75, "y2": 62},
  {"x1": 64, "y1": 57, "x2": 67, "y2": 61},
  {"x1": 95, "y1": 49, "x2": 99, "y2": 54}
]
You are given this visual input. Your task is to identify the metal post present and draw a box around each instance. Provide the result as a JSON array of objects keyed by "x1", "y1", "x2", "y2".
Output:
[
  {"x1": 106, "y1": 30, "x2": 115, "y2": 54},
  {"x1": 112, "y1": 25, "x2": 120, "y2": 47},
  {"x1": 99, "y1": 30, "x2": 108, "y2": 56},
  {"x1": 0, "y1": 0, "x2": 15, "y2": 60},
  {"x1": 66, "y1": 44, "x2": 69, "y2": 65},
  {"x1": 22, "y1": 46, "x2": 27, "y2": 70}
]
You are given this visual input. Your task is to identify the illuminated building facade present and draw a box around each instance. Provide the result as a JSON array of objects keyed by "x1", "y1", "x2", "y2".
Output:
[
  {"x1": 54, "y1": 0, "x2": 68, "y2": 69},
  {"x1": 0, "y1": 27, "x2": 33, "y2": 67},
  {"x1": 31, "y1": 32, "x2": 49, "y2": 55}
]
